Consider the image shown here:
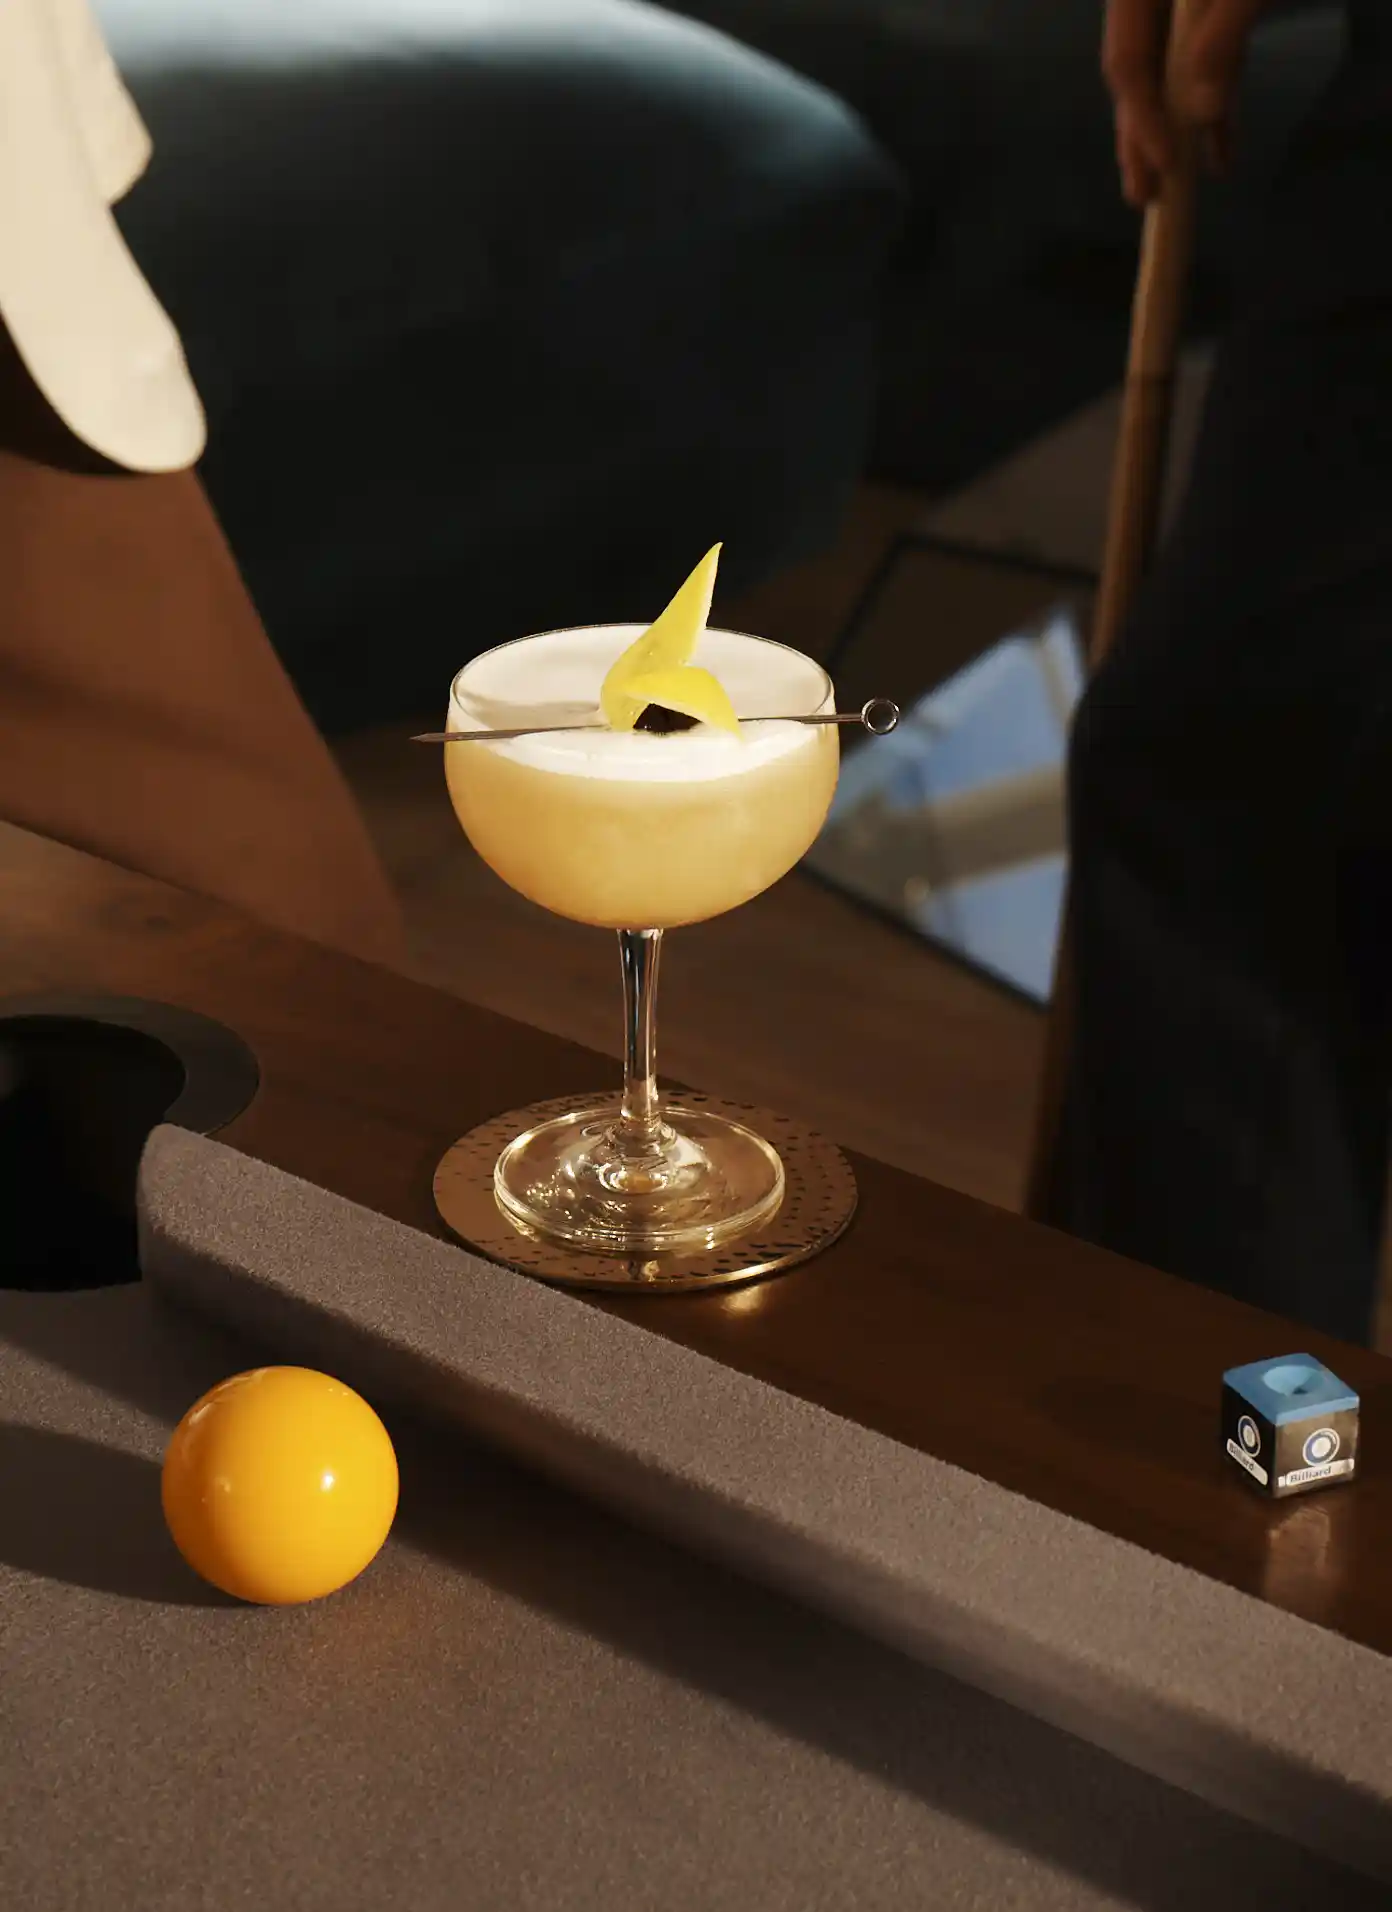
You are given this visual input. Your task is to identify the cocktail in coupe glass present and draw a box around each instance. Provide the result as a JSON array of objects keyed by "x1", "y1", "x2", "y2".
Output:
[{"x1": 443, "y1": 616, "x2": 839, "y2": 1259}]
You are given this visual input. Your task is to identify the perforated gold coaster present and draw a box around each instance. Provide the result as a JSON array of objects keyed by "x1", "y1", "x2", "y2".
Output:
[{"x1": 433, "y1": 1092, "x2": 856, "y2": 1294}]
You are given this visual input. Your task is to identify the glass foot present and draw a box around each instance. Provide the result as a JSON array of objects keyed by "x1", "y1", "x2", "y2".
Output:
[
  {"x1": 492, "y1": 1098, "x2": 785, "y2": 1255},
  {"x1": 435, "y1": 1093, "x2": 857, "y2": 1291}
]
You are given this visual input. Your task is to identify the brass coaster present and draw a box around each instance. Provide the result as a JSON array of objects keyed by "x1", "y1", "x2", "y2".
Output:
[{"x1": 433, "y1": 1092, "x2": 857, "y2": 1294}]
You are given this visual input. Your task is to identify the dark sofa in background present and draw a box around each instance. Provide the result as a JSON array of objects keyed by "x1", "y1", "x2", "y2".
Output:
[
  {"x1": 99, "y1": 1, "x2": 1343, "y2": 738},
  {"x1": 101, "y1": 0, "x2": 903, "y2": 733}
]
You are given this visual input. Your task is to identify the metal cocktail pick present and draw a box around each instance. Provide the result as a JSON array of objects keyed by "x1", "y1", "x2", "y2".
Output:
[{"x1": 411, "y1": 696, "x2": 900, "y2": 746}]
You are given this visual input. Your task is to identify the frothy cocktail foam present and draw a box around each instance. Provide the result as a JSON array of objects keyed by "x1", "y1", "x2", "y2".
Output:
[{"x1": 449, "y1": 626, "x2": 831, "y2": 784}]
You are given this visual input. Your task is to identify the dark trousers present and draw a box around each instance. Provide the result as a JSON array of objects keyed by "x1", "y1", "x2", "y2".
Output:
[{"x1": 1047, "y1": 5, "x2": 1392, "y2": 1344}]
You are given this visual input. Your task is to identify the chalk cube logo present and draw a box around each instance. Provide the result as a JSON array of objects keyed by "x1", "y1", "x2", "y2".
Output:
[
  {"x1": 1302, "y1": 1427, "x2": 1340, "y2": 1468},
  {"x1": 1238, "y1": 1416, "x2": 1260, "y2": 1455}
]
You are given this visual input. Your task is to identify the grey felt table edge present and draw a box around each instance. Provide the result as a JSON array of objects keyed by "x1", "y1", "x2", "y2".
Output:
[{"x1": 136, "y1": 1126, "x2": 1392, "y2": 1883}]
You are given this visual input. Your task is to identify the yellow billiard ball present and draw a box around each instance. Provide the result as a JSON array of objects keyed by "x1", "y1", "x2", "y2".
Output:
[{"x1": 162, "y1": 1367, "x2": 399, "y2": 1605}]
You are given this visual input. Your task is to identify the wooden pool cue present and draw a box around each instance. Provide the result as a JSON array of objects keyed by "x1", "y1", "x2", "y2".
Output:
[{"x1": 1024, "y1": 0, "x2": 1203, "y2": 1220}]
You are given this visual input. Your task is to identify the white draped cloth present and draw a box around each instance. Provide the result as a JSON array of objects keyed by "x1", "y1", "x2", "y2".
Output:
[{"x1": 0, "y1": 0, "x2": 204, "y2": 469}]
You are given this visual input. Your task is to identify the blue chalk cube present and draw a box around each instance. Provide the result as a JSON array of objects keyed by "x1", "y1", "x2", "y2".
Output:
[{"x1": 1222, "y1": 1354, "x2": 1360, "y2": 1498}]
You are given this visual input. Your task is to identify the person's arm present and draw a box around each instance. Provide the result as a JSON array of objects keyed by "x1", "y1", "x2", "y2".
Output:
[{"x1": 1103, "y1": 0, "x2": 1276, "y2": 205}]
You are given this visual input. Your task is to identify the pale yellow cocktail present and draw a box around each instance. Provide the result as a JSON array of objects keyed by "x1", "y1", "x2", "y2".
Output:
[
  {"x1": 446, "y1": 625, "x2": 837, "y2": 928},
  {"x1": 440, "y1": 568, "x2": 843, "y2": 1263}
]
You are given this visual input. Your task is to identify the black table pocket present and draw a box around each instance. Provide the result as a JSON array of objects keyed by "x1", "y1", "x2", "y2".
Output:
[{"x1": 0, "y1": 995, "x2": 258, "y2": 1291}]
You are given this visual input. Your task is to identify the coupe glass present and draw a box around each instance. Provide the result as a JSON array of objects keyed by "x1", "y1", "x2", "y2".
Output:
[{"x1": 444, "y1": 624, "x2": 839, "y2": 1256}]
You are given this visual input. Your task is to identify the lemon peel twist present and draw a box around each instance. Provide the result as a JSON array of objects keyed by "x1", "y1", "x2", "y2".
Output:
[{"x1": 600, "y1": 545, "x2": 741, "y2": 736}]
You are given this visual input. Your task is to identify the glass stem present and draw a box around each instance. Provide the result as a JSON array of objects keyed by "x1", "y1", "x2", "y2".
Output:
[{"x1": 617, "y1": 928, "x2": 664, "y2": 1155}]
